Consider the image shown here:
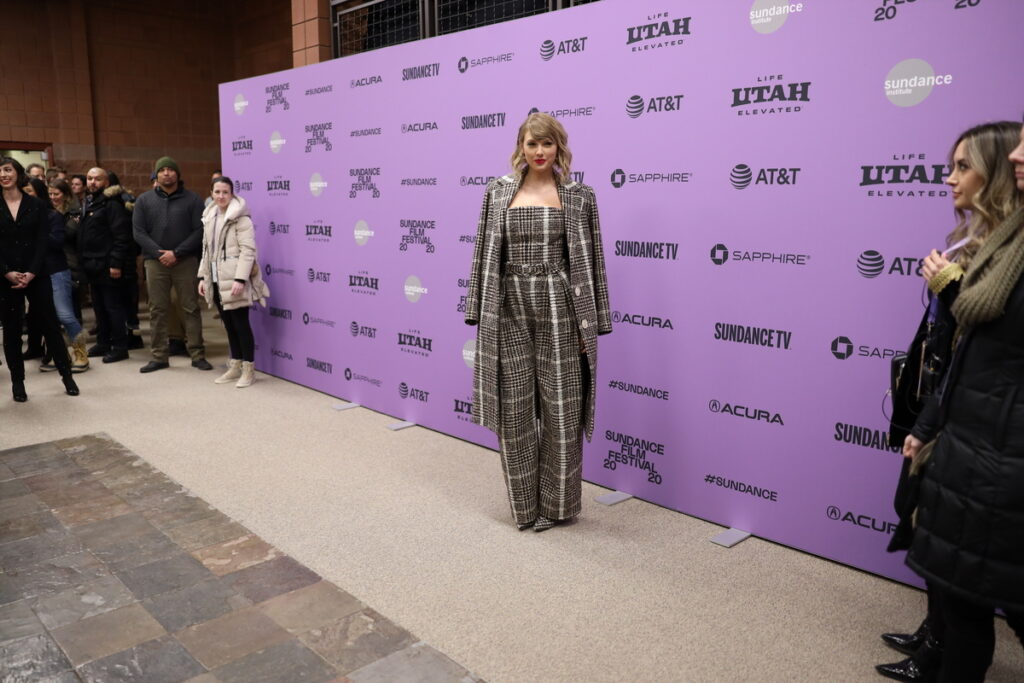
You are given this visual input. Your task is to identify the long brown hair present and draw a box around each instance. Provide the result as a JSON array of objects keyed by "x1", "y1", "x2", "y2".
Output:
[
  {"x1": 509, "y1": 112, "x2": 573, "y2": 184},
  {"x1": 947, "y1": 121, "x2": 1023, "y2": 268},
  {"x1": 48, "y1": 179, "x2": 73, "y2": 214}
]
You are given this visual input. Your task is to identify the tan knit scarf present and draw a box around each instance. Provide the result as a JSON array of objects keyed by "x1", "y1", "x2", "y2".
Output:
[{"x1": 952, "y1": 205, "x2": 1024, "y2": 327}]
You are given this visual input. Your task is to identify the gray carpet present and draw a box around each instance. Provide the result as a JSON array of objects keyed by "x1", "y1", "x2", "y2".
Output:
[{"x1": 3, "y1": 311, "x2": 1021, "y2": 682}]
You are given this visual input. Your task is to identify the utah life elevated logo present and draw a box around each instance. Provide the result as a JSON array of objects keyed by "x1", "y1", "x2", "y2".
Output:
[
  {"x1": 348, "y1": 168, "x2": 381, "y2": 199},
  {"x1": 625, "y1": 94, "x2": 684, "y2": 119},
  {"x1": 231, "y1": 136, "x2": 253, "y2": 157},
  {"x1": 349, "y1": 270, "x2": 379, "y2": 296},
  {"x1": 625, "y1": 11, "x2": 691, "y2": 52},
  {"x1": 539, "y1": 37, "x2": 588, "y2": 61},
  {"x1": 264, "y1": 83, "x2": 290, "y2": 113},
  {"x1": 732, "y1": 74, "x2": 810, "y2": 116},
  {"x1": 305, "y1": 219, "x2": 332, "y2": 243},
  {"x1": 398, "y1": 329, "x2": 432, "y2": 358},
  {"x1": 304, "y1": 123, "x2": 333, "y2": 152},
  {"x1": 860, "y1": 152, "x2": 949, "y2": 198},
  {"x1": 729, "y1": 164, "x2": 800, "y2": 189},
  {"x1": 266, "y1": 176, "x2": 290, "y2": 197}
]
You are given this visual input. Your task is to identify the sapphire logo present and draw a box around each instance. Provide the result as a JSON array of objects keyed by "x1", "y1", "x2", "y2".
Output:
[
  {"x1": 609, "y1": 168, "x2": 691, "y2": 188},
  {"x1": 399, "y1": 219, "x2": 435, "y2": 253},
  {"x1": 730, "y1": 165, "x2": 753, "y2": 189},
  {"x1": 268, "y1": 221, "x2": 289, "y2": 236},
  {"x1": 710, "y1": 244, "x2": 729, "y2": 265},
  {"x1": 458, "y1": 52, "x2": 513, "y2": 74},
  {"x1": 857, "y1": 250, "x2": 885, "y2": 278},
  {"x1": 301, "y1": 312, "x2": 336, "y2": 329},
  {"x1": 709, "y1": 243, "x2": 810, "y2": 267},
  {"x1": 264, "y1": 264, "x2": 270, "y2": 277},
  {"x1": 302, "y1": 312, "x2": 309, "y2": 325},
  {"x1": 540, "y1": 40, "x2": 555, "y2": 61},
  {"x1": 732, "y1": 76, "x2": 810, "y2": 116},
  {"x1": 264, "y1": 83, "x2": 290, "y2": 113},
  {"x1": 264, "y1": 265, "x2": 295, "y2": 278},
  {"x1": 831, "y1": 336, "x2": 854, "y2": 360},
  {"x1": 458, "y1": 57, "x2": 469, "y2": 73},
  {"x1": 304, "y1": 123, "x2": 333, "y2": 153},
  {"x1": 344, "y1": 367, "x2": 383, "y2": 387},
  {"x1": 626, "y1": 13, "x2": 691, "y2": 51},
  {"x1": 349, "y1": 168, "x2": 381, "y2": 199},
  {"x1": 624, "y1": 94, "x2": 684, "y2": 118},
  {"x1": 532, "y1": 104, "x2": 596, "y2": 120}
]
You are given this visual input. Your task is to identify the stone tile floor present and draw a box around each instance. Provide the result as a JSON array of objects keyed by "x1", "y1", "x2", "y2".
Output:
[{"x1": 0, "y1": 433, "x2": 483, "y2": 683}]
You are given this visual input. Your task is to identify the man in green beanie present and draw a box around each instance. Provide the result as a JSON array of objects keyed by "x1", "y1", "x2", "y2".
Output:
[{"x1": 132, "y1": 156, "x2": 213, "y2": 372}]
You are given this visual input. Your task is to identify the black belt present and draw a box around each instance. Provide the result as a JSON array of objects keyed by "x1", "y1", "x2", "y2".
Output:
[{"x1": 505, "y1": 260, "x2": 566, "y2": 275}]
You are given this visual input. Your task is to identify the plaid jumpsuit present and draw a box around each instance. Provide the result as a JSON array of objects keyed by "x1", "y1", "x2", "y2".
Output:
[{"x1": 498, "y1": 206, "x2": 584, "y2": 526}]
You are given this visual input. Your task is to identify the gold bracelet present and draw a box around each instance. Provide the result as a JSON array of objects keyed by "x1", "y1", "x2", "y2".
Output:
[{"x1": 927, "y1": 263, "x2": 964, "y2": 295}]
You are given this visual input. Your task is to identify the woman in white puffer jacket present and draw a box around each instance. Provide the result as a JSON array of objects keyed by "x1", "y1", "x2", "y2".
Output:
[{"x1": 197, "y1": 176, "x2": 269, "y2": 387}]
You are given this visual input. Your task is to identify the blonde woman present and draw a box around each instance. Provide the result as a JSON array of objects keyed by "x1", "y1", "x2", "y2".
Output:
[
  {"x1": 465, "y1": 113, "x2": 612, "y2": 532},
  {"x1": 197, "y1": 177, "x2": 268, "y2": 388}
]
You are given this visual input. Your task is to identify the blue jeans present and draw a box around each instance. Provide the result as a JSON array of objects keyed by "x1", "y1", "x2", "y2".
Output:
[{"x1": 50, "y1": 269, "x2": 83, "y2": 339}]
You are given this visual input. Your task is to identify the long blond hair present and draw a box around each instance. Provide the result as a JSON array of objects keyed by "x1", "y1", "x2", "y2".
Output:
[
  {"x1": 509, "y1": 112, "x2": 573, "y2": 184},
  {"x1": 947, "y1": 121, "x2": 1022, "y2": 268}
]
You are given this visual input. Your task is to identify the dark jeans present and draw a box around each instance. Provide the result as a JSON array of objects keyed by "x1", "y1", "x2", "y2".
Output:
[
  {"x1": 1, "y1": 275, "x2": 71, "y2": 380},
  {"x1": 213, "y1": 288, "x2": 254, "y2": 362},
  {"x1": 938, "y1": 589, "x2": 1024, "y2": 683},
  {"x1": 86, "y1": 270, "x2": 128, "y2": 351}
]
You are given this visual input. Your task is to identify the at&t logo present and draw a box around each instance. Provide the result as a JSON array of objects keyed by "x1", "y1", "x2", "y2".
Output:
[
  {"x1": 268, "y1": 221, "x2": 289, "y2": 236},
  {"x1": 398, "y1": 382, "x2": 430, "y2": 402},
  {"x1": 350, "y1": 321, "x2": 377, "y2": 339},
  {"x1": 625, "y1": 94, "x2": 684, "y2": 119},
  {"x1": 729, "y1": 164, "x2": 800, "y2": 189},
  {"x1": 306, "y1": 268, "x2": 330, "y2": 283},
  {"x1": 856, "y1": 250, "x2": 922, "y2": 278},
  {"x1": 540, "y1": 37, "x2": 588, "y2": 61}
]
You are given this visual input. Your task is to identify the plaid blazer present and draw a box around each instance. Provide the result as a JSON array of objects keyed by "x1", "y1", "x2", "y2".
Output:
[{"x1": 465, "y1": 173, "x2": 612, "y2": 441}]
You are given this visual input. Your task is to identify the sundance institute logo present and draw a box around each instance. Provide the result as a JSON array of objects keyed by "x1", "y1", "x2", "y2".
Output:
[
  {"x1": 710, "y1": 244, "x2": 729, "y2": 265},
  {"x1": 404, "y1": 275, "x2": 427, "y2": 303},
  {"x1": 540, "y1": 40, "x2": 555, "y2": 61},
  {"x1": 749, "y1": 0, "x2": 805, "y2": 35},
  {"x1": 831, "y1": 336, "x2": 854, "y2": 360},
  {"x1": 462, "y1": 339, "x2": 475, "y2": 369},
  {"x1": 857, "y1": 250, "x2": 885, "y2": 278},
  {"x1": 233, "y1": 94, "x2": 248, "y2": 115},
  {"x1": 730, "y1": 164, "x2": 753, "y2": 189},
  {"x1": 270, "y1": 131, "x2": 286, "y2": 154},
  {"x1": 885, "y1": 58, "x2": 953, "y2": 108},
  {"x1": 353, "y1": 219, "x2": 374, "y2": 246},
  {"x1": 610, "y1": 169, "x2": 626, "y2": 188},
  {"x1": 309, "y1": 172, "x2": 327, "y2": 197}
]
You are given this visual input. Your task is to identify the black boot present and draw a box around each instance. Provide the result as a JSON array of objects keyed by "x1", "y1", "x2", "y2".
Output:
[
  {"x1": 61, "y1": 374, "x2": 80, "y2": 396},
  {"x1": 881, "y1": 618, "x2": 929, "y2": 656},
  {"x1": 12, "y1": 380, "x2": 27, "y2": 402},
  {"x1": 875, "y1": 635, "x2": 942, "y2": 682}
]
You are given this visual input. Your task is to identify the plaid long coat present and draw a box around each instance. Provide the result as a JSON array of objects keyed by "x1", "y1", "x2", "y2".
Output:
[{"x1": 465, "y1": 173, "x2": 612, "y2": 441}]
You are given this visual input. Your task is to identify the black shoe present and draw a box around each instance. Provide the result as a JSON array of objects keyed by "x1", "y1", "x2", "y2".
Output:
[
  {"x1": 876, "y1": 635, "x2": 942, "y2": 683},
  {"x1": 191, "y1": 358, "x2": 213, "y2": 371},
  {"x1": 140, "y1": 360, "x2": 170, "y2": 373},
  {"x1": 882, "y1": 619, "x2": 929, "y2": 656},
  {"x1": 167, "y1": 339, "x2": 188, "y2": 357},
  {"x1": 126, "y1": 334, "x2": 145, "y2": 349},
  {"x1": 533, "y1": 516, "x2": 556, "y2": 532},
  {"x1": 62, "y1": 375, "x2": 79, "y2": 396},
  {"x1": 102, "y1": 348, "x2": 129, "y2": 364},
  {"x1": 12, "y1": 381, "x2": 27, "y2": 402},
  {"x1": 23, "y1": 347, "x2": 44, "y2": 360},
  {"x1": 87, "y1": 344, "x2": 110, "y2": 358}
]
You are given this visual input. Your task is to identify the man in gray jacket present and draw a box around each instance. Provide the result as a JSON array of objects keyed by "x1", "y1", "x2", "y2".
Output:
[{"x1": 132, "y1": 156, "x2": 212, "y2": 372}]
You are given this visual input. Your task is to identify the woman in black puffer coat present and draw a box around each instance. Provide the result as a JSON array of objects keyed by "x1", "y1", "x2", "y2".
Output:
[{"x1": 905, "y1": 123, "x2": 1024, "y2": 682}]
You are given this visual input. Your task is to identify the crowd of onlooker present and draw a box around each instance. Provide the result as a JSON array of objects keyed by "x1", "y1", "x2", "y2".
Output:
[{"x1": 1, "y1": 154, "x2": 264, "y2": 400}]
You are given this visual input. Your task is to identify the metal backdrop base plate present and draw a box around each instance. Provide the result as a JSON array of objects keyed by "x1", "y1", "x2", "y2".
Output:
[
  {"x1": 595, "y1": 491, "x2": 633, "y2": 506},
  {"x1": 386, "y1": 421, "x2": 417, "y2": 431},
  {"x1": 332, "y1": 402, "x2": 361, "y2": 411},
  {"x1": 710, "y1": 528, "x2": 752, "y2": 548}
]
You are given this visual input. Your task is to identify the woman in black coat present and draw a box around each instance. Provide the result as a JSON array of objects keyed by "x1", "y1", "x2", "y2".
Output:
[
  {"x1": 0, "y1": 157, "x2": 79, "y2": 400},
  {"x1": 904, "y1": 123, "x2": 1024, "y2": 682}
]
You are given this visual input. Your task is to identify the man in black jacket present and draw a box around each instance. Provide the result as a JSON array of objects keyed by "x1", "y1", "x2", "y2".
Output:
[
  {"x1": 78, "y1": 167, "x2": 131, "y2": 363},
  {"x1": 132, "y1": 157, "x2": 211, "y2": 373}
]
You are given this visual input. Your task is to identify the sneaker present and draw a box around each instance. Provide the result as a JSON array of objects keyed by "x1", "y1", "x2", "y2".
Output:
[
  {"x1": 39, "y1": 360, "x2": 58, "y2": 372},
  {"x1": 140, "y1": 360, "x2": 170, "y2": 373},
  {"x1": 102, "y1": 348, "x2": 129, "y2": 363},
  {"x1": 191, "y1": 358, "x2": 213, "y2": 371}
]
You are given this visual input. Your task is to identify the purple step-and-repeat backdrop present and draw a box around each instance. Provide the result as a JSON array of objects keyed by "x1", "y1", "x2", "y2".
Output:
[{"x1": 219, "y1": 0, "x2": 1020, "y2": 584}]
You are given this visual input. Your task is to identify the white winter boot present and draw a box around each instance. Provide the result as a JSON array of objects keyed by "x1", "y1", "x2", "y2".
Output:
[
  {"x1": 235, "y1": 361, "x2": 255, "y2": 388},
  {"x1": 215, "y1": 359, "x2": 242, "y2": 384}
]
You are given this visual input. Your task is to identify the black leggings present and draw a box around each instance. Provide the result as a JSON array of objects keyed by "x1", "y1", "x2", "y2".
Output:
[
  {"x1": 938, "y1": 589, "x2": 1024, "y2": 683},
  {"x1": 213, "y1": 288, "x2": 254, "y2": 362},
  {"x1": 1, "y1": 276, "x2": 71, "y2": 380}
]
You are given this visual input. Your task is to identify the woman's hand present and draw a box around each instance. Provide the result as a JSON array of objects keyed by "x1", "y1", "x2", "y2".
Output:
[
  {"x1": 230, "y1": 281, "x2": 245, "y2": 297},
  {"x1": 20, "y1": 272, "x2": 35, "y2": 287},
  {"x1": 922, "y1": 249, "x2": 951, "y2": 282},
  {"x1": 198, "y1": 280, "x2": 206, "y2": 297},
  {"x1": 5, "y1": 271, "x2": 23, "y2": 287},
  {"x1": 903, "y1": 434, "x2": 924, "y2": 460}
]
